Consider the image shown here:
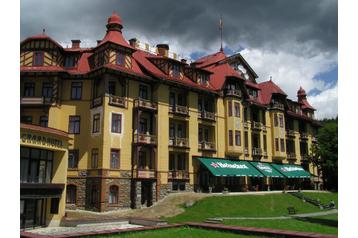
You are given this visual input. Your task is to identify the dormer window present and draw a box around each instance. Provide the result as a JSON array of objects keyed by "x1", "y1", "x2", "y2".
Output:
[
  {"x1": 116, "y1": 52, "x2": 125, "y2": 66},
  {"x1": 33, "y1": 52, "x2": 44, "y2": 66},
  {"x1": 198, "y1": 73, "x2": 208, "y2": 85},
  {"x1": 248, "y1": 89, "x2": 258, "y2": 98},
  {"x1": 64, "y1": 56, "x2": 76, "y2": 68},
  {"x1": 172, "y1": 64, "x2": 180, "y2": 78}
]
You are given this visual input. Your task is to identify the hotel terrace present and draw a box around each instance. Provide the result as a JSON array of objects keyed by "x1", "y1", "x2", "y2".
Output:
[{"x1": 20, "y1": 12, "x2": 321, "y2": 228}]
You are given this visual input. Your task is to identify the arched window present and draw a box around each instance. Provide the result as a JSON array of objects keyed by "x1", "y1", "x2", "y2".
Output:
[
  {"x1": 66, "y1": 185, "x2": 76, "y2": 204},
  {"x1": 109, "y1": 185, "x2": 118, "y2": 204}
]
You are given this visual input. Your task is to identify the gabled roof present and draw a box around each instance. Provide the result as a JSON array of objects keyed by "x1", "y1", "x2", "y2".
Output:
[
  {"x1": 301, "y1": 99, "x2": 315, "y2": 111},
  {"x1": 258, "y1": 80, "x2": 287, "y2": 105},
  {"x1": 96, "y1": 30, "x2": 135, "y2": 50},
  {"x1": 193, "y1": 51, "x2": 227, "y2": 68},
  {"x1": 205, "y1": 63, "x2": 244, "y2": 90},
  {"x1": 21, "y1": 33, "x2": 63, "y2": 49}
]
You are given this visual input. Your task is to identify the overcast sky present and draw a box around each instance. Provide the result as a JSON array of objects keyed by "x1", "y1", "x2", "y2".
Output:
[{"x1": 21, "y1": 0, "x2": 338, "y2": 119}]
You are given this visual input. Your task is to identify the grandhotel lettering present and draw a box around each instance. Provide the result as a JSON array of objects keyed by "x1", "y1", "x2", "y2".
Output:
[{"x1": 21, "y1": 133, "x2": 63, "y2": 148}]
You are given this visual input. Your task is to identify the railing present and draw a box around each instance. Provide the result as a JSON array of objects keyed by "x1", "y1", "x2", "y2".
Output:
[
  {"x1": 243, "y1": 122, "x2": 249, "y2": 129},
  {"x1": 198, "y1": 141, "x2": 216, "y2": 151},
  {"x1": 91, "y1": 96, "x2": 103, "y2": 108},
  {"x1": 262, "y1": 151, "x2": 268, "y2": 157},
  {"x1": 286, "y1": 129, "x2": 296, "y2": 137},
  {"x1": 168, "y1": 170, "x2": 189, "y2": 180},
  {"x1": 20, "y1": 97, "x2": 52, "y2": 106},
  {"x1": 136, "y1": 169, "x2": 156, "y2": 179},
  {"x1": 287, "y1": 152, "x2": 296, "y2": 160},
  {"x1": 169, "y1": 137, "x2": 189, "y2": 148},
  {"x1": 134, "y1": 98, "x2": 158, "y2": 111},
  {"x1": 252, "y1": 121, "x2": 262, "y2": 130},
  {"x1": 252, "y1": 147, "x2": 263, "y2": 156},
  {"x1": 271, "y1": 102, "x2": 284, "y2": 110},
  {"x1": 198, "y1": 110, "x2": 216, "y2": 121},
  {"x1": 301, "y1": 154, "x2": 309, "y2": 161},
  {"x1": 169, "y1": 104, "x2": 189, "y2": 116},
  {"x1": 244, "y1": 148, "x2": 249, "y2": 155},
  {"x1": 133, "y1": 133, "x2": 157, "y2": 145},
  {"x1": 224, "y1": 89, "x2": 242, "y2": 97},
  {"x1": 262, "y1": 125, "x2": 267, "y2": 132},
  {"x1": 109, "y1": 95, "x2": 126, "y2": 108},
  {"x1": 300, "y1": 132, "x2": 309, "y2": 140}
]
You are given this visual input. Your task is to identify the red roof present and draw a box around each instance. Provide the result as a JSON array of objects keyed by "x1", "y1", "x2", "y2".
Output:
[
  {"x1": 245, "y1": 80, "x2": 261, "y2": 89},
  {"x1": 301, "y1": 99, "x2": 315, "y2": 111},
  {"x1": 21, "y1": 33, "x2": 63, "y2": 49},
  {"x1": 258, "y1": 80, "x2": 287, "y2": 105},
  {"x1": 96, "y1": 30, "x2": 134, "y2": 50},
  {"x1": 21, "y1": 123, "x2": 69, "y2": 138},
  {"x1": 107, "y1": 12, "x2": 122, "y2": 26},
  {"x1": 193, "y1": 51, "x2": 226, "y2": 68},
  {"x1": 205, "y1": 63, "x2": 244, "y2": 90},
  {"x1": 20, "y1": 65, "x2": 65, "y2": 73}
]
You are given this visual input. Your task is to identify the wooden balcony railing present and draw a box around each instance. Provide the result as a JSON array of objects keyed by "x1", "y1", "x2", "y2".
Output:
[
  {"x1": 133, "y1": 133, "x2": 157, "y2": 145},
  {"x1": 169, "y1": 137, "x2": 189, "y2": 148},
  {"x1": 169, "y1": 105, "x2": 189, "y2": 116},
  {"x1": 20, "y1": 97, "x2": 52, "y2": 106},
  {"x1": 135, "y1": 169, "x2": 156, "y2": 179},
  {"x1": 168, "y1": 170, "x2": 189, "y2": 180},
  {"x1": 243, "y1": 122, "x2": 249, "y2": 129},
  {"x1": 198, "y1": 141, "x2": 216, "y2": 151},
  {"x1": 91, "y1": 96, "x2": 103, "y2": 108},
  {"x1": 286, "y1": 129, "x2": 296, "y2": 137},
  {"x1": 271, "y1": 102, "x2": 284, "y2": 110},
  {"x1": 198, "y1": 110, "x2": 216, "y2": 121},
  {"x1": 287, "y1": 152, "x2": 297, "y2": 160},
  {"x1": 224, "y1": 89, "x2": 242, "y2": 98},
  {"x1": 134, "y1": 98, "x2": 157, "y2": 111},
  {"x1": 252, "y1": 121, "x2": 262, "y2": 130},
  {"x1": 252, "y1": 147, "x2": 263, "y2": 156},
  {"x1": 300, "y1": 132, "x2": 309, "y2": 140},
  {"x1": 109, "y1": 95, "x2": 126, "y2": 108}
]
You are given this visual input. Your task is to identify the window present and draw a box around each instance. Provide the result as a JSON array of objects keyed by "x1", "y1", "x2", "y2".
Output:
[
  {"x1": 68, "y1": 116, "x2": 80, "y2": 134},
  {"x1": 138, "y1": 151, "x2": 146, "y2": 169},
  {"x1": 274, "y1": 113, "x2": 278, "y2": 127},
  {"x1": 21, "y1": 116, "x2": 32, "y2": 124},
  {"x1": 228, "y1": 101, "x2": 232, "y2": 116},
  {"x1": 111, "y1": 113, "x2": 122, "y2": 133},
  {"x1": 169, "y1": 154, "x2": 175, "y2": 170},
  {"x1": 244, "y1": 108, "x2": 248, "y2": 121},
  {"x1": 177, "y1": 154, "x2": 186, "y2": 170},
  {"x1": 172, "y1": 64, "x2": 180, "y2": 78},
  {"x1": 169, "y1": 92, "x2": 175, "y2": 107},
  {"x1": 235, "y1": 130, "x2": 241, "y2": 146},
  {"x1": 244, "y1": 132, "x2": 248, "y2": 149},
  {"x1": 109, "y1": 186, "x2": 118, "y2": 204},
  {"x1": 42, "y1": 82, "x2": 52, "y2": 98},
  {"x1": 33, "y1": 52, "x2": 44, "y2": 66},
  {"x1": 64, "y1": 56, "x2": 75, "y2": 68},
  {"x1": 39, "y1": 116, "x2": 48, "y2": 127},
  {"x1": 275, "y1": 138, "x2": 279, "y2": 152},
  {"x1": 91, "y1": 149, "x2": 99, "y2": 168},
  {"x1": 68, "y1": 150, "x2": 79, "y2": 169},
  {"x1": 116, "y1": 52, "x2": 125, "y2": 66},
  {"x1": 198, "y1": 127, "x2": 203, "y2": 142},
  {"x1": 23, "y1": 82, "x2": 35, "y2": 97},
  {"x1": 139, "y1": 118, "x2": 147, "y2": 133},
  {"x1": 234, "y1": 102, "x2": 240, "y2": 117},
  {"x1": 198, "y1": 73, "x2": 208, "y2": 85},
  {"x1": 139, "y1": 85, "x2": 148, "y2": 99},
  {"x1": 71, "y1": 82, "x2": 82, "y2": 100},
  {"x1": 263, "y1": 135, "x2": 267, "y2": 152},
  {"x1": 110, "y1": 149, "x2": 120, "y2": 169},
  {"x1": 229, "y1": 130, "x2": 233, "y2": 146},
  {"x1": 50, "y1": 198, "x2": 59, "y2": 214},
  {"x1": 280, "y1": 139, "x2": 285, "y2": 152},
  {"x1": 66, "y1": 185, "x2": 76, "y2": 204},
  {"x1": 108, "y1": 81, "x2": 116, "y2": 95},
  {"x1": 279, "y1": 115, "x2": 284, "y2": 128},
  {"x1": 90, "y1": 185, "x2": 99, "y2": 205},
  {"x1": 92, "y1": 113, "x2": 100, "y2": 133}
]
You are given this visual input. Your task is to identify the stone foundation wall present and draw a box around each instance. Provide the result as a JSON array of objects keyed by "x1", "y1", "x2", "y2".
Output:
[
  {"x1": 103, "y1": 178, "x2": 131, "y2": 211},
  {"x1": 66, "y1": 178, "x2": 86, "y2": 210}
]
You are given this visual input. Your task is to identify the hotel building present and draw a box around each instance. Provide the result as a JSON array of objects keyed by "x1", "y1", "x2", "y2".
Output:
[{"x1": 20, "y1": 12, "x2": 321, "y2": 223}]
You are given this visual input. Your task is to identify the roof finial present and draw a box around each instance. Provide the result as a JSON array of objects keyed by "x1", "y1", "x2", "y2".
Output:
[
  {"x1": 42, "y1": 28, "x2": 46, "y2": 35},
  {"x1": 270, "y1": 76, "x2": 272, "y2": 81},
  {"x1": 219, "y1": 15, "x2": 224, "y2": 52}
]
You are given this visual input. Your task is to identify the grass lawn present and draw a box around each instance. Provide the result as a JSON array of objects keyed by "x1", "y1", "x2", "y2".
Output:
[
  {"x1": 223, "y1": 214, "x2": 338, "y2": 235},
  {"x1": 84, "y1": 227, "x2": 262, "y2": 238},
  {"x1": 166, "y1": 193, "x2": 336, "y2": 223},
  {"x1": 302, "y1": 192, "x2": 338, "y2": 207}
]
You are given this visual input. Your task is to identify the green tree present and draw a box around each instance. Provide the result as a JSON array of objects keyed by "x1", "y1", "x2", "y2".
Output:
[{"x1": 309, "y1": 118, "x2": 338, "y2": 190}]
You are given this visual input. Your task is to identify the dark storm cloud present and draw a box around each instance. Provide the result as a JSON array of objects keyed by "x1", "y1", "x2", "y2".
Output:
[{"x1": 20, "y1": 0, "x2": 337, "y2": 54}]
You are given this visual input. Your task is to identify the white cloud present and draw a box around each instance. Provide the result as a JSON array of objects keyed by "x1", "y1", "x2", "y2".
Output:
[{"x1": 308, "y1": 84, "x2": 338, "y2": 119}]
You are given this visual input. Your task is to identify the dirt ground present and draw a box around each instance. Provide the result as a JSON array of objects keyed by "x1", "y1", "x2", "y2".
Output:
[{"x1": 65, "y1": 192, "x2": 209, "y2": 221}]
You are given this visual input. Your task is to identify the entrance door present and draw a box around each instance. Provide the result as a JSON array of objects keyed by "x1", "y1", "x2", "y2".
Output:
[
  {"x1": 141, "y1": 181, "x2": 153, "y2": 207},
  {"x1": 20, "y1": 199, "x2": 45, "y2": 229}
]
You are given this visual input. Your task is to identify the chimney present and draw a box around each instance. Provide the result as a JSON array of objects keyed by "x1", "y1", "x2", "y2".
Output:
[
  {"x1": 181, "y1": 59, "x2": 187, "y2": 64},
  {"x1": 157, "y1": 44, "x2": 169, "y2": 57},
  {"x1": 129, "y1": 38, "x2": 138, "y2": 48},
  {"x1": 97, "y1": 40, "x2": 102, "y2": 45},
  {"x1": 71, "y1": 40, "x2": 81, "y2": 48}
]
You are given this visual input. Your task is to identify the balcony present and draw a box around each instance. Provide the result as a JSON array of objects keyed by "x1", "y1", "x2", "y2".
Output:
[
  {"x1": 169, "y1": 105, "x2": 189, "y2": 116},
  {"x1": 270, "y1": 102, "x2": 284, "y2": 110},
  {"x1": 168, "y1": 170, "x2": 189, "y2": 180},
  {"x1": 134, "y1": 98, "x2": 158, "y2": 111},
  {"x1": 20, "y1": 97, "x2": 52, "y2": 106},
  {"x1": 252, "y1": 147, "x2": 263, "y2": 156},
  {"x1": 243, "y1": 122, "x2": 249, "y2": 129},
  {"x1": 262, "y1": 151, "x2": 268, "y2": 157},
  {"x1": 262, "y1": 125, "x2": 267, "y2": 132},
  {"x1": 109, "y1": 95, "x2": 126, "y2": 108},
  {"x1": 286, "y1": 129, "x2": 296, "y2": 137},
  {"x1": 244, "y1": 148, "x2": 249, "y2": 155},
  {"x1": 252, "y1": 121, "x2": 262, "y2": 130},
  {"x1": 133, "y1": 133, "x2": 157, "y2": 145},
  {"x1": 287, "y1": 152, "x2": 297, "y2": 160},
  {"x1": 91, "y1": 96, "x2": 103, "y2": 108},
  {"x1": 300, "y1": 132, "x2": 309, "y2": 140},
  {"x1": 169, "y1": 137, "x2": 189, "y2": 148},
  {"x1": 224, "y1": 89, "x2": 242, "y2": 98},
  {"x1": 198, "y1": 110, "x2": 216, "y2": 121},
  {"x1": 135, "y1": 169, "x2": 156, "y2": 179},
  {"x1": 198, "y1": 141, "x2": 216, "y2": 151}
]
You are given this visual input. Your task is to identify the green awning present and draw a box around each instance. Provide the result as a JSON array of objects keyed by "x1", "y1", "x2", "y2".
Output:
[
  {"x1": 197, "y1": 158, "x2": 263, "y2": 177},
  {"x1": 271, "y1": 164, "x2": 311, "y2": 178},
  {"x1": 250, "y1": 162, "x2": 285, "y2": 178}
]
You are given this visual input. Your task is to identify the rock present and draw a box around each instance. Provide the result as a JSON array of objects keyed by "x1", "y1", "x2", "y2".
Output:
[{"x1": 184, "y1": 200, "x2": 195, "y2": 208}]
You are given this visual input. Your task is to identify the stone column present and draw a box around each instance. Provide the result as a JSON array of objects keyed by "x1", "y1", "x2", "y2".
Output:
[{"x1": 135, "y1": 181, "x2": 142, "y2": 209}]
